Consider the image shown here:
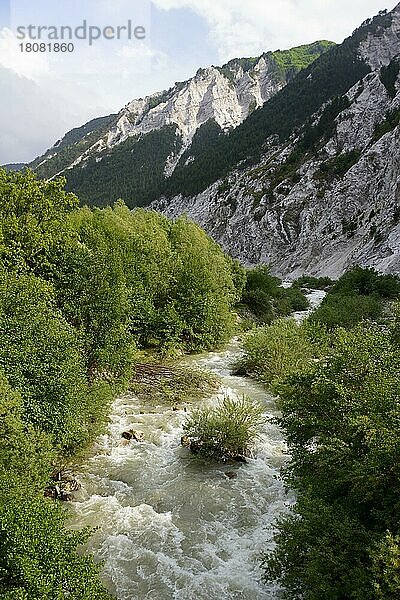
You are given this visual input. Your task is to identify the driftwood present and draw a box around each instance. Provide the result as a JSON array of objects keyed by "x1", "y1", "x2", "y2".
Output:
[{"x1": 133, "y1": 363, "x2": 187, "y2": 385}]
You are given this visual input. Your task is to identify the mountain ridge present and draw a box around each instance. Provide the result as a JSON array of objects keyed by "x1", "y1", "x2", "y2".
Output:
[
  {"x1": 13, "y1": 3, "x2": 400, "y2": 278},
  {"x1": 25, "y1": 40, "x2": 335, "y2": 205},
  {"x1": 152, "y1": 3, "x2": 400, "y2": 278}
]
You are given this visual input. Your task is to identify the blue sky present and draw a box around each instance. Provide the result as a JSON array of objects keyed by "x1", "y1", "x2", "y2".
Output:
[{"x1": 0, "y1": 0, "x2": 397, "y2": 163}]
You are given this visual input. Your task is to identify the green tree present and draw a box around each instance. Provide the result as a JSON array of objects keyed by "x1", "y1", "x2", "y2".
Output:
[
  {"x1": 263, "y1": 325, "x2": 400, "y2": 598},
  {"x1": 0, "y1": 271, "x2": 107, "y2": 450},
  {"x1": 0, "y1": 169, "x2": 77, "y2": 274}
]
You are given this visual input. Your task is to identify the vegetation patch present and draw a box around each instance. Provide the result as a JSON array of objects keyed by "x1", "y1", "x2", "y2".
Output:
[
  {"x1": 130, "y1": 364, "x2": 218, "y2": 408},
  {"x1": 315, "y1": 149, "x2": 361, "y2": 182},
  {"x1": 271, "y1": 41, "x2": 336, "y2": 82},
  {"x1": 371, "y1": 107, "x2": 400, "y2": 142},
  {"x1": 183, "y1": 395, "x2": 265, "y2": 461},
  {"x1": 241, "y1": 265, "x2": 309, "y2": 324},
  {"x1": 310, "y1": 267, "x2": 400, "y2": 330},
  {"x1": 236, "y1": 319, "x2": 327, "y2": 387},
  {"x1": 262, "y1": 322, "x2": 400, "y2": 599},
  {"x1": 379, "y1": 56, "x2": 400, "y2": 99},
  {"x1": 0, "y1": 168, "x2": 242, "y2": 597},
  {"x1": 292, "y1": 275, "x2": 333, "y2": 290}
]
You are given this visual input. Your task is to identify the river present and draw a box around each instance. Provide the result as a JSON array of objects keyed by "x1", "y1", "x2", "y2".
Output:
[{"x1": 70, "y1": 290, "x2": 324, "y2": 599}]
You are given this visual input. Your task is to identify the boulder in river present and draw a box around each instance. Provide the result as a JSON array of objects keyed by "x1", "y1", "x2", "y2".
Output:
[
  {"x1": 44, "y1": 470, "x2": 81, "y2": 501},
  {"x1": 122, "y1": 429, "x2": 144, "y2": 442}
]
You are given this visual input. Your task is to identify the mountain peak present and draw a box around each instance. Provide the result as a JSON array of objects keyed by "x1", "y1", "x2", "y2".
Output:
[{"x1": 30, "y1": 40, "x2": 333, "y2": 190}]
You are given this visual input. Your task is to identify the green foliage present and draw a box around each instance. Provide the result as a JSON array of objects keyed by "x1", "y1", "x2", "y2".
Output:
[
  {"x1": 184, "y1": 395, "x2": 265, "y2": 459},
  {"x1": 167, "y1": 217, "x2": 237, "y2": 350},
  {"x1": 292, "y1": 275, "x2": 333, "y2": 290},
  {"x1": 0, "y1": 271, "x2": 102, "y2": 450},
  {"x1": 237, "y1": 319, "x2": 323, "y2": 386},
  {"x1": 372, "y1": 108, "x2": 400, "y2": 142},
  {"x1": 65, "y1": 125, "x2": 182, "y2": 207},
  {"x1": 52, "y1": 206, "x2": 135, "y2": 374},
  {"x1": 245, "y1": 265, "x2": 281, "y2": 295},
  {"x1": 242, "y1": 266, "x2": 281, "y2": 321},
  {"x1": 379, "y1": 57, "x2": 400, "y2": 99},
  {"x1": 277, "y1": 287, "x2": 310, "y2": 313},
  {"x1": 315, "y1": 149, "x2": 361, "y2": 182},
  {"x1": 0, "y1": 168, "x2": 239, "y2": 596},
  {"x1": 310, "y1": 267, "x2": 400, "y2": 329},
  {"x1": 0, "y1": 373, "x2": 54, "y2": 488},
  {"x1": 271, "y1": 41, "x2": 336, "y2": 81},
  {"x1": 0, "y1": 373, "x2": 113, "y2": 599},
  {"x1": 242, "y1": 266, "x2": 309, "y2": 322},
  {"x1": 263, "y1": 324, "x2": 400, "y2": 599},
  {"x1": 0, "y1": 169, "x2": 77, "y2": 273},
  {"x1": 371, "y1": 532, "x2": 400, "y2": 599},
  {"x1": 329, "y1": 266, "x2": 400, "y2": 298},
  {"x1": 310, "y1": 293, "x2": 383, "y2": 329},
  {"x1": 264, "y1": 497, "x2": 374, "y2": 600},
  {"x1": 0, "y1": 484, "x2": 113, "y2": 599}
]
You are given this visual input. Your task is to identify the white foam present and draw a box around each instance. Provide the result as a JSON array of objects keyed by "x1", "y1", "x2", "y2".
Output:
[{"x1": 70, "y1": 338, "x2": 290, "y2": 599}]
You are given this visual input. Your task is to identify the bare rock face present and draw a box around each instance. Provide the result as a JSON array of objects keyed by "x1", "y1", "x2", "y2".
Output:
[
  {"x1": 359, "y1": 4, "x2": 400, "y2": 69},
  {"x1": 32, "y1": 53, "x2": 291, "y2": 178},
  {"x1": 153, "y1": 6, "x2": 400, "y2": 279}
]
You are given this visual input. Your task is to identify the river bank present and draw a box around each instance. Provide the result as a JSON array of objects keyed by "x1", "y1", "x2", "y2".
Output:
[
  {"x1": 68, "y1": 291, "x2": 325, "y2": 599},
  {"x1": 69, "y1": 338, "x2": 290, "y2": 599}
]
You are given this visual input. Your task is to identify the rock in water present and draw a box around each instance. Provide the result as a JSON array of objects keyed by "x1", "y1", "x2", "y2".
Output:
[{"x1": 122, "y1": 429, "x2": 144, "y2": 441}]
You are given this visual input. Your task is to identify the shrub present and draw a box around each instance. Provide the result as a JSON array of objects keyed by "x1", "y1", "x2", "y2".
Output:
[
  {"x1": 237, "y1": 319, "x2": 322, "y2": 386},
  {"x1": 309, "y1": 267, "x2": 400, "y2": 330},
  {"x1": 183, "y1": 395, "x2": 265, "y2": 460},
  {"x1": 278, "y1": 287, "x2": 310, "y2": 312},
  {"x1": 0, "y1": 373, "x2": 113, "y2": 599},
  {"x1": 242, "y1": 265, "x2": 309, "y2": 321},
  {"x1": 241, "y1": 288, "x2": 275, "y2": 323},
  {"x1": 310, "y1": 293, "x2": 383, "y2": 329},
  {"x1": 292, "y1": 275, "x2": 334, "y2": 290},
  {"x1": 0, "y1": 272, "x2": 99, "y2": 450},
  {"x1": 263, "y1": 325, "x2": 400, "y2": 599},
  {"x1": 328, "y1": 266, "x2": 400, "y2": 298},
  {"x1": 0, "y1": 484, "x2": 113, "y2": 599}
]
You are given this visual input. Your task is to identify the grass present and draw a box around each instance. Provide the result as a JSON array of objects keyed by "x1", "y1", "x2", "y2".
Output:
[{"x1": 183, "y1": 395, "x2": 265, "y2": 460}]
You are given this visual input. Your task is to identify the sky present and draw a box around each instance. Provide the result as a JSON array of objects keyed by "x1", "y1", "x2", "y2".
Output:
[{"x1": 0, "y1": 0, "x2": 397, "y2": 164}]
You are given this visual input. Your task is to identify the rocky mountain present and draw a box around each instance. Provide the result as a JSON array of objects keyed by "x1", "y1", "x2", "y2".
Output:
[
  {"x1": 29, "y1": 41, "x2": 334, "y2": 206},
  {"x1": 152, "y1": 4, "x2": 400, "y2": 278},
  {"x1": 28, "y1": 4, "x2": 400, "y2": 279}
]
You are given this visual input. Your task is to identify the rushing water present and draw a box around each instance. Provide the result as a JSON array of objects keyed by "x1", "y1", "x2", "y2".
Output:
[{"x1": 70, "y1": 291, "x2": 324, "y2": 599}]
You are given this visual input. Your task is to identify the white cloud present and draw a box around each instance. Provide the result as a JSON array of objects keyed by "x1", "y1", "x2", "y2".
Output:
[
  {"x1": 118, "y1": 43, "x2": 168, "y2": 69},
  {"x1": 1, "y1": 0, "x2": 396, "y2": 162},
  {"x1": 152, "y1": 0, "x2": 396, "y2": 61},
  {"x1": 0, "y1": 27, "x2": 50, "y2": 78}
]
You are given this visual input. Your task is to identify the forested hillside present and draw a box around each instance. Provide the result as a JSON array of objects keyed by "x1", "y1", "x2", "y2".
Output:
[{"x1": 26, "y1": 42, "x2": 334, "y2": 207}]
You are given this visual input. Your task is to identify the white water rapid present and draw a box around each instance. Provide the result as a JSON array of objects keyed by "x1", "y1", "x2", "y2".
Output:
[{"x1": 69, "y1": 290, "x2": 325, "y2": 599}]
